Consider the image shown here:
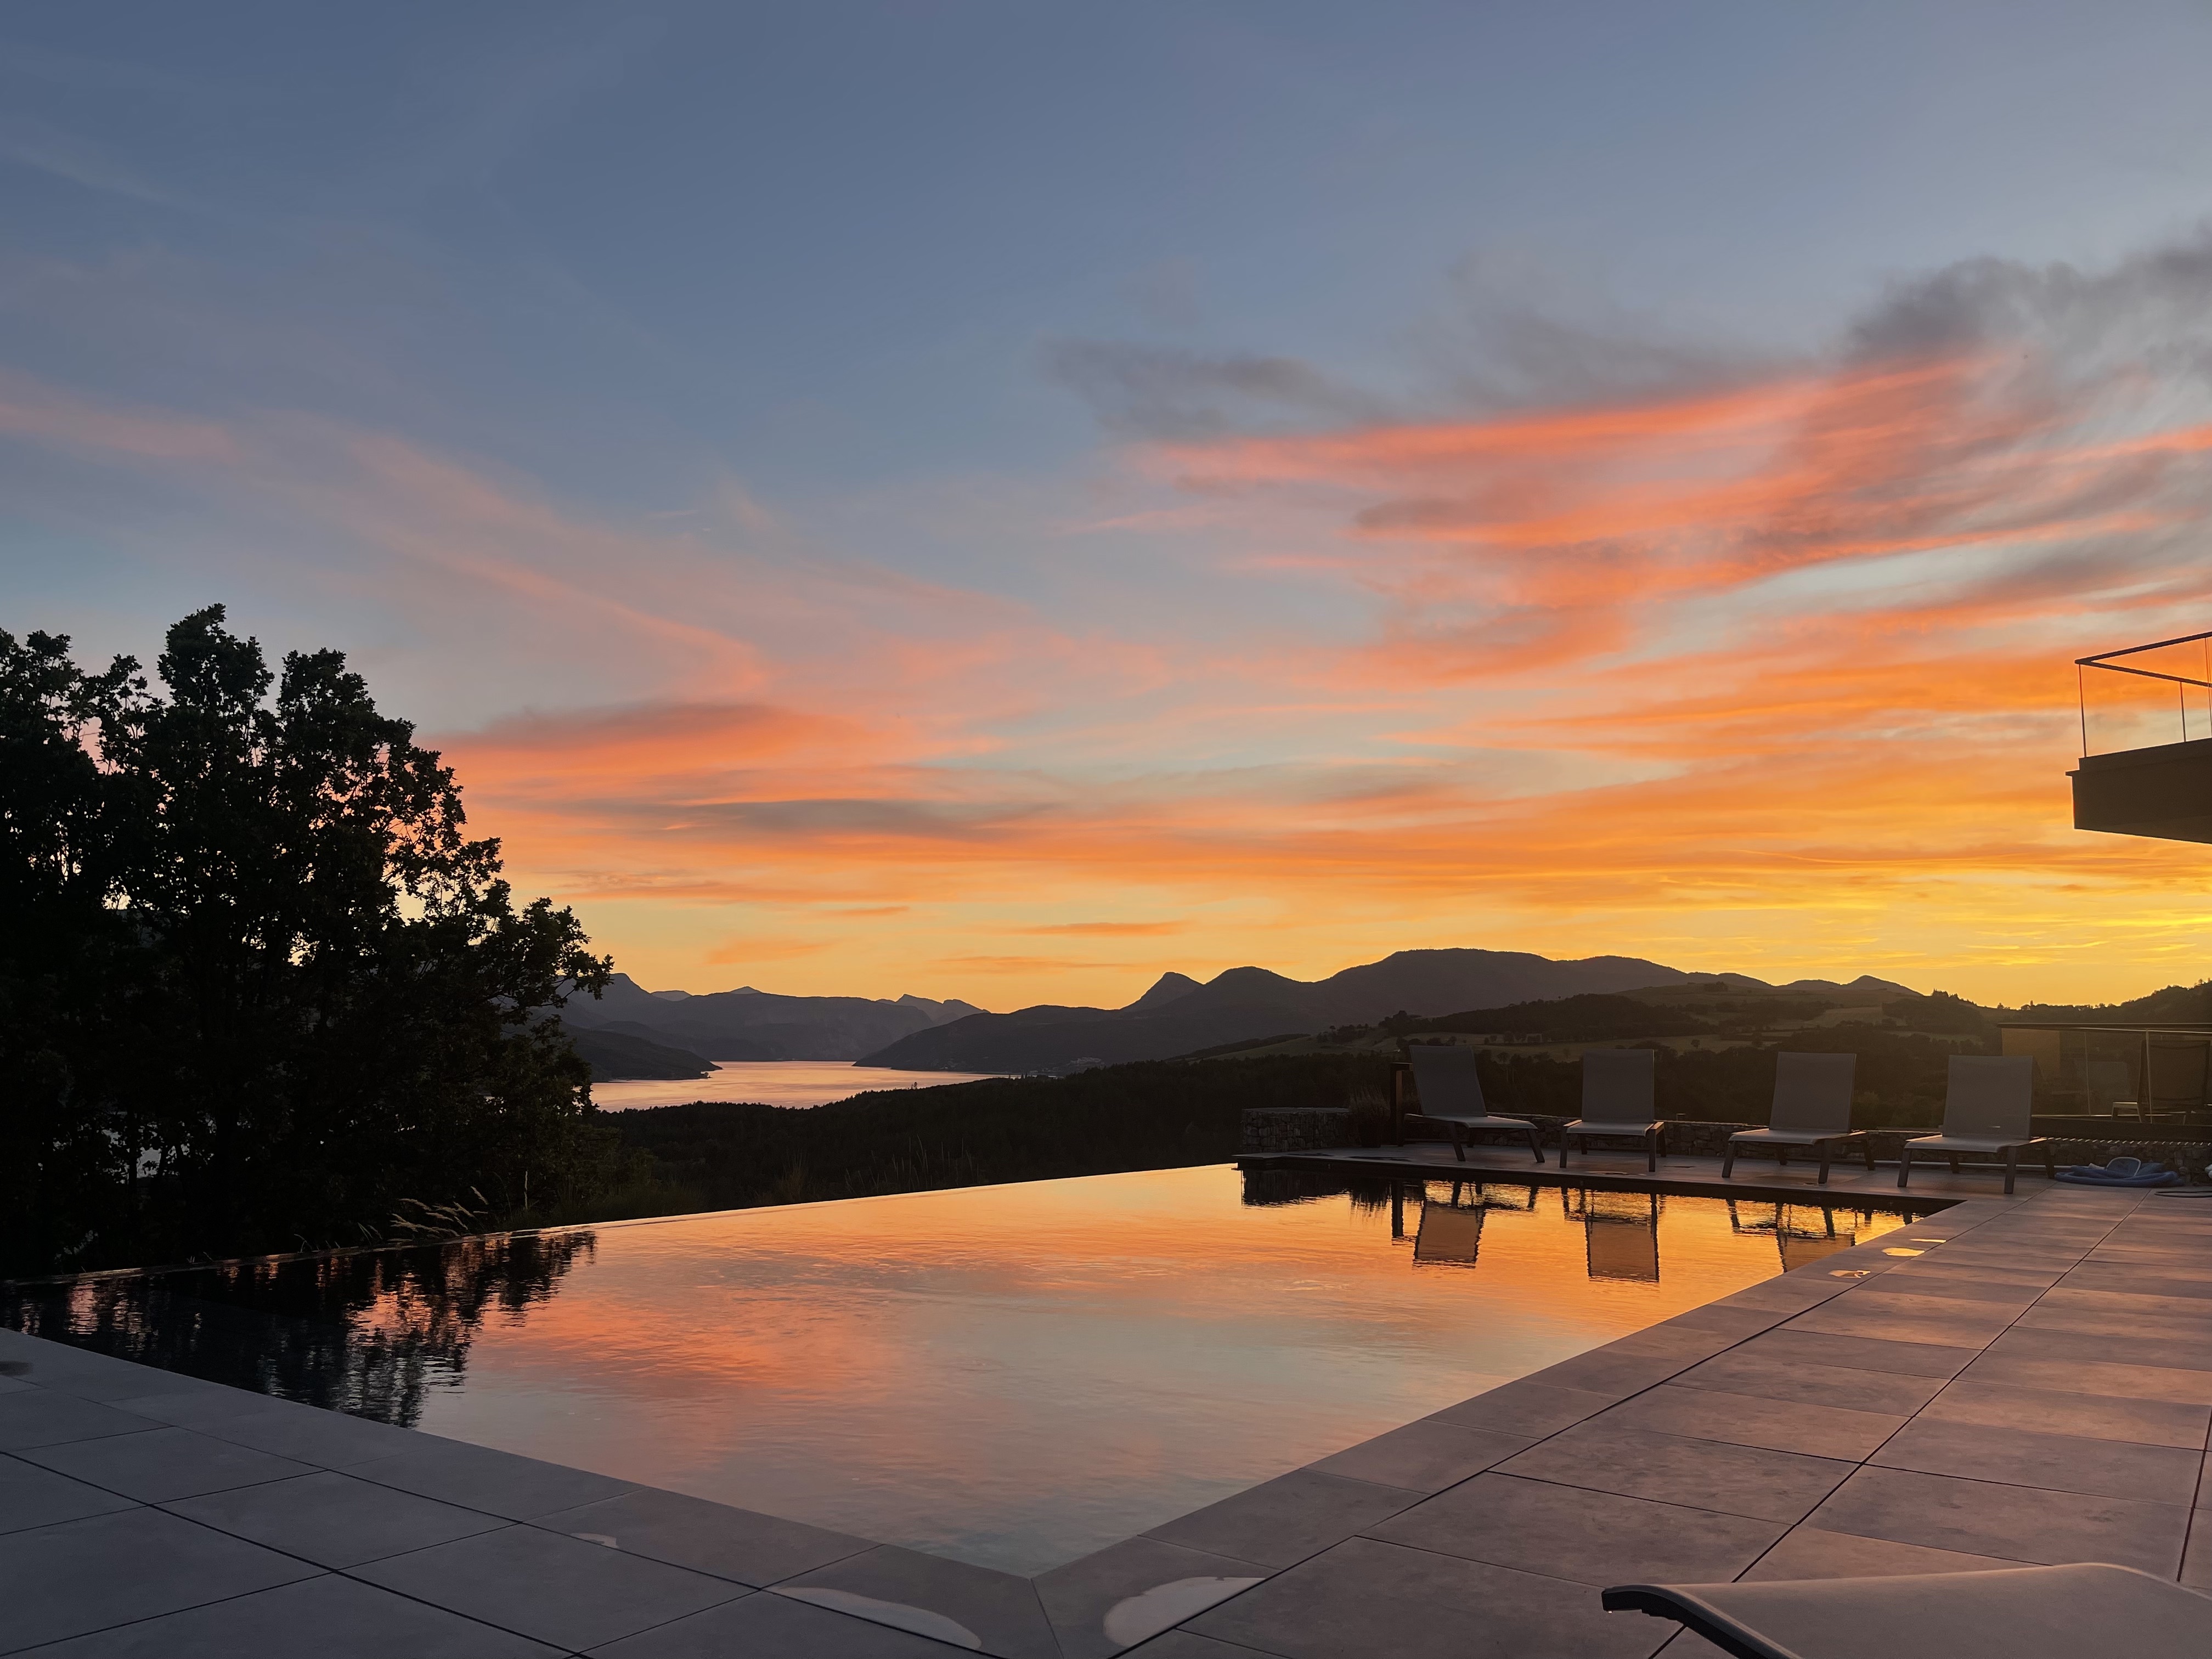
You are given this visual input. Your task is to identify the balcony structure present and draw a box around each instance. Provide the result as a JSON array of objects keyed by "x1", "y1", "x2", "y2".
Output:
[{"x1": 2070, "y1": 629, "x2": 2212, "y2": 842}]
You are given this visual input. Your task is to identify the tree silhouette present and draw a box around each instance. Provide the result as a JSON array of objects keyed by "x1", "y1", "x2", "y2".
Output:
[{"x1": 1, "y1": 607, "x2": 614, "y2": 1276}]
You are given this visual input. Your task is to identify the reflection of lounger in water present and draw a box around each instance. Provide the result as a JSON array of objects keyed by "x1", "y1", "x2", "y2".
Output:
[
  {"x1": 1578, "y1": 1192, "x2": 1660, "y2": 1283},
  {"x1": 2056, "y1": 1155, "x2": 2181, "y2": 1187},
  {"x1": 1413, "y1": 1201, "x2": 1485, "y2": 1266}
]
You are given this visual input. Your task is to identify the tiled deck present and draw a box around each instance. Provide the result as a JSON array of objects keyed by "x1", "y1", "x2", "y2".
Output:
[{"x1": 3, "y1": 1172, "x2": 2207, "y2": 1656}]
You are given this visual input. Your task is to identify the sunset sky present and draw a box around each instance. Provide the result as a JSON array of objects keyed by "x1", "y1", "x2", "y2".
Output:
[{"x1": 6, "y1": 3, "x2": 2212, "y2": 1008}]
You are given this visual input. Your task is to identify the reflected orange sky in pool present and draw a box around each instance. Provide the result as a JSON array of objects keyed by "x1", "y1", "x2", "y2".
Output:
[{"x1": 397, "y1": 1167, "x2": 1911, "y2": 1572}]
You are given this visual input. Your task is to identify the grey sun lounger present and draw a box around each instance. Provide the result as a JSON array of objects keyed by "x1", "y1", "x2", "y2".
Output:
[
  {"x1": 1602, "y1": 1561, "x2": 2210, "y2": 1659},
  {"x1": 1559, "y1": 1047, "x2": 1662, "y2": 1172},
  {"x1": 1402, "y1": 1044, "x2": 1544, "y2": 1163},
  {"x1": 1899, "y1": 1054, "x2": 2052, "y2": 1195},
  {"x1": 1722, "y1": 1052, "x2": 1870, "y2": 1184}
]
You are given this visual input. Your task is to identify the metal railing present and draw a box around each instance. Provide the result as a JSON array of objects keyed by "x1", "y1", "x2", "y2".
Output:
[
  {"x1": 2078, "y1": 629, "x2": 2212, "y2": 757},
  {"x1": 1999, "y1": 1022, "x2": 2212, "y2": 1122}
]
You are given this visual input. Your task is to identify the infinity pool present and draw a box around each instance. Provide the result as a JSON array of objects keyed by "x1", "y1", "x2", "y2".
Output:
[{"x1": 4, "y1": 1166, "x2": 1920, "y2": 1574}]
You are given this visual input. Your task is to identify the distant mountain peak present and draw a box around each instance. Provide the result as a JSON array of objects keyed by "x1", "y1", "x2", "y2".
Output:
[{"x1": 1127, "y1": 971, "x2": 1203, "y2": 1012}]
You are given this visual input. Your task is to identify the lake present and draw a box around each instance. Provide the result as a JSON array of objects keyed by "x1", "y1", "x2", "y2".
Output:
[{"x1": 591, "y1": 1058, "x2": 1007, "y2": 1111}]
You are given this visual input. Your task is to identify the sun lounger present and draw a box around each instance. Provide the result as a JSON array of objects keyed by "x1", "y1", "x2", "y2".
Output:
[
  {"x1": 1602, "y1": 1561, "x2": 2209, "y2": 1659},
  {"x1": 1899, "y1": 1054, "x2": 2051, "y2": 1195},
  {"x1": 1722, "y1": 1052, "x2": 1869, "y2": 1184},
  {"x1": 1402, "y1": 1045, "x2": 1544, "y2": 1164},
  {"x1": 1559, "y1": 1048, "x2": 1662, "y2": 1172}
]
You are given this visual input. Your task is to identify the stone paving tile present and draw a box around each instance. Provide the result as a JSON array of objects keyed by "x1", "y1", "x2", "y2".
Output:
[
  {"x1": 1742, "y1": 1524, "x2": 2024, "y2": 1579},
  {"x1": 0, "y1": 1336, "x2": 227, "y2": 1405},
  {"x1": 0, "y1": 1391, "x2": 158, "y2": 1453},
  {"x1": 347, "y1": 1434, "x2": 637, "y2": 1519},
  {"x1": 1118, "y1": 1633, "x2": 1276, "y2": 1658},
  {"x1": 1035, "y1": 1534, "x2": 1267, "y2": 1659},
  {"x1": 1651, "y1": 1631, "x2": 1733, "y2": 1659},
  {"x1": 1881, "y1": 1257, "x2": 2066, "y2": 1286},
  {"x1": 1652, "y1": 1304, "x2": 1791, "y2": 1340},
  {"x1": 1521, "y1": 1325, "x2": 1746, "y2": 1397},
  {"x1": 354, "y1": 1522, "x2": 744, "y2": 1652},
  {"x1": 1185, "y1": 1535, "x2": 1667, "y2": 1659},
  {"x1": 2029, "y1": 1285, "x2": 2212, "y2": 1322},
  {"x1": 1985, "y1": 1323, "x2": 2212, "y2": 1373},
  {"x1": 114, "y1": 1388, "x2": 421, "y2": 1469},
  {"x1": 1956, "y1": 1351, "x2": 2212, "y2": 1405},
  {"x1": 1808, "y1": 1464, "x2": 2191, "y2": 1575},
  {"x1": 2059, "y1": 1269, "x2": 2212, "y2": 1304},
  {"x1": 2185, "y1": 1516, "x2": 2212, "y2": 1593},
  {"x1": 1869, "y1": 1417, "x2": 2202, "y2": 1505},
  {"x1": 1666, "y1": 1351, "x2": 1945, "y2": 1416},
  {"x1": 1496, "y1": 1419, "x2": 1853, "y2": 1524},
  {"x1": 1845, "y1": 1275, "x2": 2042, "y2": 1309},
  {"x1": 163, "y1": 1469, "x2": 509, "y2": 1567},
  {"x1": 1708, "y1": 1279, "x2": 1855, "y2": 1314},
  {"x1": 20, "y1": 1425, "x2": 313, "y2": 1504},
  {"x1": 1717, "y1": 1327, "x2": 1974, "y2": 1380},
  {"x1": 1423, "y1": 1379, "x2": 1614, "y2": 1438},
  {"x1": 13, "y1": 1571, "x2": 564, "y2": 1658},
  {"x1": 1301, "y1": 1420, "x2": 1532, "y2": 1492},
  {"x1": 534, "y1": 1485, "x2": 874, "y2": 1587},
  {"x1": 1596, "y1": 1383, "x2": 1906, "y2": 1461},
  {"x1": 0, "y1": 1505, "x2": 320, "y2": 1653},
  {"x1": 1146, "y1": 1470, "x2": 1421, "y2": 1571},
  {"x1": 0, "y1": 1453, "x2": 138, "y2": 1537},
  {"x1": 1920, "y1": 1379, "x2": 2212, "y2": 1448},
  {"x1": 1781, "y1": 1293, "x2": 2018, "y2": 1349},
  {"x1": 588, "y1": 1589, "x2": 978, "y2": 1657},
  {"x1": 777, "y1": 1544, "x2": 1060, "y2": 1659},
  {"x1": 1367, "y1": 1472, "x2": 1783, "y2": 1587}
]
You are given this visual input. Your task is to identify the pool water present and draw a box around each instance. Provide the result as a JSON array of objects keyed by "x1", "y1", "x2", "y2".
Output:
[{"x1": 5, "y1": 1166, "x2": 1920, "y2": 1575}]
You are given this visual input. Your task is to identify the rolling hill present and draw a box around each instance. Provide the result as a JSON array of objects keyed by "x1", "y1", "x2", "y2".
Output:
[
  {"x1": 851, "y1": 948, "x2": 1866, "y2": 1074},
  {"x1": 560, "y1": 974, "x2": 986, "y2": 1064}
]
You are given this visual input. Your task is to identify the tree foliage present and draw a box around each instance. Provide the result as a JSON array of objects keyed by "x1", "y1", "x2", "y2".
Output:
[{"x1": 1, "y1": 608, "x2": 614, "y2": 1277}]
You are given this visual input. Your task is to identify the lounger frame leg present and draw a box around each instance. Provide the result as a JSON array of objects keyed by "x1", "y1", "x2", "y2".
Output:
[
  {"x1": 1645, "y1": 1127, "x2": 1658, "y2": 1174},
  {"x1": 1816, "y1": 1140, "x2": 1832, "y2": 1186},
  {"x1": 1559, "y1": 1133, "x2": 1571, "y2": 1169},
  {"x1": 1897, "y1": 1147, "x2": 1912, "y2": 1190},
  {"x1": 1451, "y1": 1124, "x2": 1466, "y2": 1164},
  {"x1": 2042, "y1": 1145, "x2": 2055, "y2": 1182},
  {"x1": 2004, "y1": 1146, "x2": 2018, "y2": 1196},
  {"x1": 1721, "y1": 1142, "x2": 1736, "y2": 1179},
  {"x1": 1860, "y1": 1135, "x2": 1875, "y2": 1174},
  {"x1": 1525, "y1": 1124, "x2": 1544, "y2": 1165}
]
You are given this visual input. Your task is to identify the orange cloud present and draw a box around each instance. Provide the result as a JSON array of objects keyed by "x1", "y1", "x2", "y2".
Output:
[{"x1": 8, "y1": 238, "x2": 2212, "y2": 1008}]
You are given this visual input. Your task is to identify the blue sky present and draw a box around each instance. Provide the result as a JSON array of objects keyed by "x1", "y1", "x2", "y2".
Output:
[{"x1": 6, "y1": 3, "x2": 2212, "y2": 1004}]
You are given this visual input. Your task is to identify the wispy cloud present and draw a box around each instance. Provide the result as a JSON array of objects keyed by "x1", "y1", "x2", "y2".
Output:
[{"x1": 7, "y1": 233, "x2": 2212, "y2": 1005}]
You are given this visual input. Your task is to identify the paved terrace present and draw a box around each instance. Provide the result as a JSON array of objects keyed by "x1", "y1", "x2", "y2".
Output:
[{"x1": 1, "y1": 1169, "x2": 2207, "y2": 1657}]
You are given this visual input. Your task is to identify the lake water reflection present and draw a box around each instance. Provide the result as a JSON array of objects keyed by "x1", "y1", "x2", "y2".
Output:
[
  {"x1": 591, "y1": 1059, "x2": 1007, "y2": 1111},
  {"x1": 4, "y1": 1166, "x2": 1921, "y2": 1575}
]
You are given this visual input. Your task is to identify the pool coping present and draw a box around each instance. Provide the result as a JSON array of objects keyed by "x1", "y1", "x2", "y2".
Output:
[{"x1": 3, "y1": 1181, "x2": 2207, "y2": 1655}]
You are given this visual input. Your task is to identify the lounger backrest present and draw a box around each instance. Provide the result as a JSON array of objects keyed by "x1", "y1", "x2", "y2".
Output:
[
  {"x1": 1943, "y1": 1054, "x2": 2035, "y2": 1141},
  {"x1": 1406, "y1": 1043, "x2": 1488, "y2": 1119},
  {"x1": 1581, "y1": 1047, "x2": 1656, "y2": 1127},
  {"x1": 1769, "y1": 1051, "x2": 1857, "y2": 1135}
]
